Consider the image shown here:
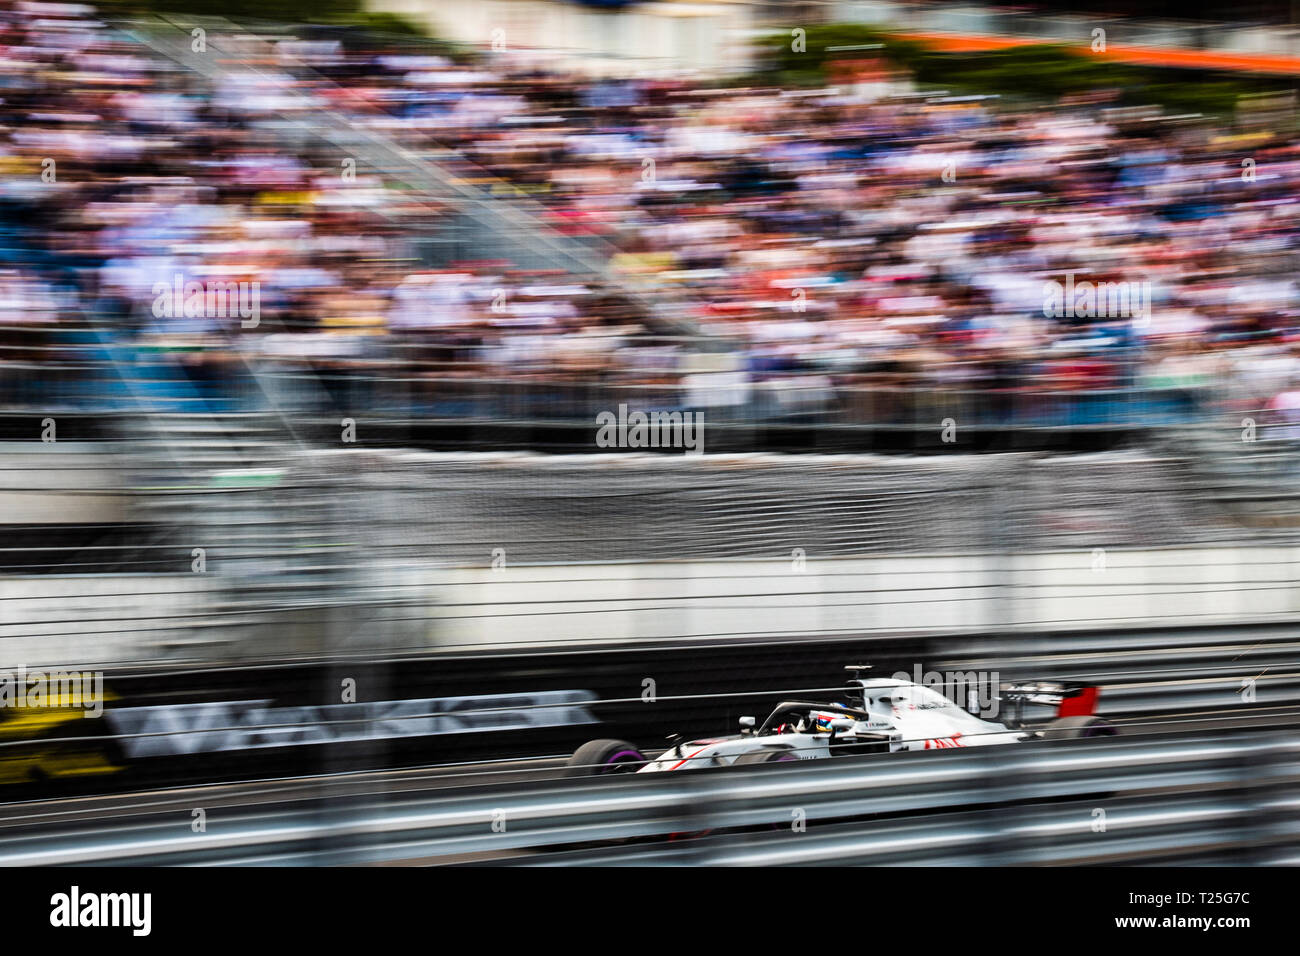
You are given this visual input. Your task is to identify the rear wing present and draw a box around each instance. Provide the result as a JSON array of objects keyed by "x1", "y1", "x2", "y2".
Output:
[{"x1": 999, "y1": 682, "x2": 1100, "y2": 721}]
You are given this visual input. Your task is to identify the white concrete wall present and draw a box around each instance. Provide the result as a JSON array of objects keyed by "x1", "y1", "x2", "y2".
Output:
[
  {"x1": 0, "y1": 575, "x2": 222, "y2": 668},
  {"x1": 2, "y1": 546, "x2": 1294, "y2": 668},
  {"x1": 368, "y1": 0, "x2": 758, "y2": 76},
  {"x1": 0, "y1": 443, "x2": 127, "y2": 524},
  {"x1": 430, "y1": 546, "x2": 1300, "y2": 650}
]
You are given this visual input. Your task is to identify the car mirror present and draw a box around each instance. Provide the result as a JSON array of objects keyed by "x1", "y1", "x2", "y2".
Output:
[
  {"x1": 738, "y1": 716, "x2": 756, "y2": 732},
  {"x1": 829, "y1": 717, "x2": 854, "y2": 731}
]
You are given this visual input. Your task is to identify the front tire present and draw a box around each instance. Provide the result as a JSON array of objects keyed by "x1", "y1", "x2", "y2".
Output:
[
  {"x1": 1042, "y1": 715, "x2": 1117, "y2": 740},
  {"x1": 566, "y1": 738, "x2": 646, "y2": 776}
]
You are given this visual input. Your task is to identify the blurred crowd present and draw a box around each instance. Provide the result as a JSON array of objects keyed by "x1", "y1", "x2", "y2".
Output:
[{"x1": 2, "y1": 0, "x2": 1299, "y2": 419}]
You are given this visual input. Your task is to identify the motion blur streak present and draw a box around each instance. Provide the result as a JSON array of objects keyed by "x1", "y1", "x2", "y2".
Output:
[{"x1": 0, "y1": 0, "x2": 1298, "y2": 866}]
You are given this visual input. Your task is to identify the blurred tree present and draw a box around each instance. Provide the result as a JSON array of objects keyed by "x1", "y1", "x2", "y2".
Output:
[
  {"x1": 102, "y1": 0, "x2": 429, "y2": 36},
  {"x1": 755, "y1": 25, "x2": 1290, "y2": 118}
]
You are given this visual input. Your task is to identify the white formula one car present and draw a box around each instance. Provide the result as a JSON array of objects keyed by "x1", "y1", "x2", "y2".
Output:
[{"x1": 567, "y1": 667, "x2": 1115, "y2": 775}]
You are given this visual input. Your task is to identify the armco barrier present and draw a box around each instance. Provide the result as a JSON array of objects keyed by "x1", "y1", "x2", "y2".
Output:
[{"x1": 0, "y1": 730, "x2": 1294, "y2": 865}]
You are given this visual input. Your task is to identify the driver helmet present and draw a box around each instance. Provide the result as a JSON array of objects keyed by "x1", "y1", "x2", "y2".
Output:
[{"x1": 811, "y1": 707, "x2": 847, "y2": 732}]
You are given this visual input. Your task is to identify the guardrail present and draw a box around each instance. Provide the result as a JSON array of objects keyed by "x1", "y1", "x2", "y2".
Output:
[
  {"x1": 2, "y1": 354, "x2": 1224, "y2": 431},
  {"x1": 936, "y1": 623, "x2": 1300, "y2": 718},
  {"x1": 268, "y1": 371, "x2": 1220, "y2": 430},
  {"x1": 2, "y1": 730, "x2": 1293, "y2": 865}
]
